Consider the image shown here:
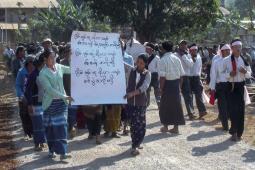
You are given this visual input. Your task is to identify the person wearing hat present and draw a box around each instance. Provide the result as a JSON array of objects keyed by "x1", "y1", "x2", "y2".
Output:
[
  {"x1": 222, "y1": 39, "x2": 252, "y2": 141},
  {"x1": 145, "y1": 42, "x2": 161, "y2": 109},
  {"x1": 42, "y1": 38, "x2": 53, "y2": 51},
  {"x1": 16, "y1": 55, "x2": 35, "y2": 139},
  {"x1": 175, "y1": 40, "x2": 195, "y2": 120},
  {"x1": 25, "y1": 52, "x2": 46, "y2": 151},
  {"x1": 159, "y1": 41, "x2": 185, "y2": 134},
  {"x1": 209, "y1": 43, "x2": 231, "y2": 131},
  {"x1": 189, "y1": 43, "x2": 207, "y2": 119}
]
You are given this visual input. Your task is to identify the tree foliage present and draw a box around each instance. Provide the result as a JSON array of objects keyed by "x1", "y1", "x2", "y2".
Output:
[
  {"x1": 27, "y1": 0, "x2": 111, "y2": 42},
  {"x1": 208, "y1": 10, "x2": 242, "y2": 43},
  {"x1": 234, "y1": 0, "x2": 255, "y2": 19},
  {"x1": 87, "y1": 0, "x2": 220, "y2": 42}
]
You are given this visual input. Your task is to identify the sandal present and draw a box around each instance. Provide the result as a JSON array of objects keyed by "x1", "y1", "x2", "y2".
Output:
[
  {"x1": 123, "y1": 130, "x2": 129, "y2": 136},
  {"x1": 138, "y1": 146, "x2": 143, "y2": 149},
  {"x1": 60, "y1": 154, "x2": 72, "y2": 161},
  {"x1": 169, "y1": 128, "x2": 179, "y2": 134},
  {"x1": 131, "y1": 149, "x2": 140, "y2": 156},
  {"x1": 48, "y1": 152, "x2": 56, "y2": 159},
  {"x1": 34, "y1": 145, "x2": 43, "y2": 152},
  {"x1": 104, "y1": 132, "x2": 110, "y2": 138},
  {"x1": 111, "y1": 132, "x2": 121, "y2": 138},
  {"x1": 96, "y1": 136, "x2": 102, "y2": 145},
  {"x1": 198, "y1": 112, "x2": 207, "y2": 120},
  {"x1": 88, "y1": 135, "x2": 94, "y2": 140},
  {"x1": 160, "y1": 127, "x2": 168, "y2": 133}
]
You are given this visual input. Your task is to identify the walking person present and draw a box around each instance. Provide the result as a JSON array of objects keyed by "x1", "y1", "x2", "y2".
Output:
[
  {"x1": 209, "y1": 43, "x2": 231, "y2": 131},
  {"x1": 175, "y1": 40, "x2": 195, "y2": 120},
  {"x1": 158, "y1": 41, "x2": 185, "y2": 134},
  {"x1": 189, "y1": 44, "x2": 207, "y2": 119},
  {"x1": 16, "y1": 55, "x2": 35, "y2": 139},
  {"x1": 223, "y1": 39, "x2": 252, "y2": 141},
  {"x1": 39, "y1": 49, "x2": 74, "y2": 160},
  {"x1": 125, "y1": 54, "x2": 151, "y2": 156},
  {"x1": 145, "y1": 43, "x2": 161, "y2": 109},
  {"x1": 60, "y1": 44, "x2": 78, "y2": 139},
  {"x1": 25, "y1": 53, "x2": 46, "y2": 151}
]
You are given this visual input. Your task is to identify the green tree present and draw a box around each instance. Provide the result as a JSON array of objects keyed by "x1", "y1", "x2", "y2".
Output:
[
  {"x1": 27, "y1": 0, "x2": 111, "y2": 42},
  {"x1": 88, "y1": 0, "x2": 220, "y2": 42},
  {"x1": 234, "y1": 0, "x2": 255, "y2": 28}
]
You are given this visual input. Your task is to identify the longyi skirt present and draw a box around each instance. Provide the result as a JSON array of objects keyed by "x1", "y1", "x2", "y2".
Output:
[
  {"x1": 43, "y1": 99, "x2": 68, "y2": 155},
  {"x1": 159, "y1": 79, "x2": 185, "y2": 125}
]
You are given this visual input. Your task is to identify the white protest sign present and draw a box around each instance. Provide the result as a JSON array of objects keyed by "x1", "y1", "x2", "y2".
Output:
[{"x1": 71, "y1": 31, "x2": 127, "y2": 105}]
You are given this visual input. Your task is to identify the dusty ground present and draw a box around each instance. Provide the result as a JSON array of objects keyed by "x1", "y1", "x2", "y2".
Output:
[
  {"x1": 1, "y1": 57, "x2": 255, "y2": 169},
  {"x1": 0, "y1": 61, "x2": 18, "y2": 170},
  {"x1": 15, "y1": 99, "x2": 255, "y2": 169}
]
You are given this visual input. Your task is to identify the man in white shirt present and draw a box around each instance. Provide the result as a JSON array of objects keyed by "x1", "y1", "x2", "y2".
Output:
[
  {"x1": 209, "y1": 43, "x2": 231, "y2": 131},
  {"x1": 189, "y1": 44, "x2": 207, "y2": 119},
  {"x1": 159, "y1": 41, "x2": 185, "y2": 134},
  {"x1": 145, "y1": 43, "x2": 161, "y2": 108},
  {"x1": 175, "y1": 40, "x2": 195, "y2": 120},
  {"x1": 223, "y1": 39, "x2": 252, "y2": 141}
]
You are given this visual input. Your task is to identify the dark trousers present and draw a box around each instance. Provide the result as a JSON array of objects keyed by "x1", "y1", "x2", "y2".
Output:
[
  {"x1": 19, "y1": 100, "x2": 33, "y2": 137},
  {"x1": 216, "y1": 82, "x2": 229, "y2": 130},
  {"x1": 181, "y1": 76, "x2": 194, "y2": 115},
  {"x1": 129, "y1": 105, "x2": 146, "y2": 149},
  {"x1": 190, "y1": 76, "x2": 207, "y2": 114},
  {"x1": 147, "y1": 72, "x2": 161, "y2": 107},
  {"x1": 87, "y1": 114, "x2": 102, "y2": 136},
  {"x1": 68, "y1": 106, "x2": 77, "y2": 130},
  {"x1": 228, "y1": 82, "x2": 245, "y2": 137}
]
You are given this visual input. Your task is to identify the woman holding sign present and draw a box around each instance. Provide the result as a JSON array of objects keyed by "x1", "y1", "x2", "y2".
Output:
[
  {"x1": 125, "y1": 54, "x2": 151, "y2": 156},
  {"x1": 39, "y1": 49, "x2": 74, "y2": 161}
]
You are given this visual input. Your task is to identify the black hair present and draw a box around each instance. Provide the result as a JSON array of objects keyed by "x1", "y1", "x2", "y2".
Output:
[
  {"x1": 213, "y1": 44, "x2": 218, "y2": 50},
  {"x1": 15, "y1": 46, "x2": 25, "y2": 56},
  {"x1": 189, "y1": 43, "x2": 197, "y2": 48},
  {"x1": 64, "y1": 43, "x2": 71, "y2": 53},
  {"x1": 146, "y1": 43, "x2": 155, "y2": 50},
  {"x1": 154, "y1": 44, "x2": 159, "y2": 51},
  {"x1": 219, "y1": 43, "x2": 226, "y2": 49},
  {"x1": 137, "y1": 54, "x2": 148, "y2": 65},
  {"x1": 42, "y1": 49, "x2": 55, "y2": 59},
  {"x1": 231, "y1": 38, "x2": 241, "y2": 45},
  {"x1": 33, "y1": 53, "x2": 45, "y2": 67},
  {"x1": 161, "y1": 41, "x2": 173, "y2": 52}
]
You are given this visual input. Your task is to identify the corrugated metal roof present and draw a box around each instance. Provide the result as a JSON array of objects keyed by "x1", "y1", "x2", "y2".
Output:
[{"x1": 0, "y1": 0, "x2": 58, "y2": 8}]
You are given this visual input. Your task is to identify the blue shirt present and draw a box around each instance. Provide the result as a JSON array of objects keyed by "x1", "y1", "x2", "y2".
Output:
[{"x1": 15, "y1": 67, "x2": 28, "y2": 97}]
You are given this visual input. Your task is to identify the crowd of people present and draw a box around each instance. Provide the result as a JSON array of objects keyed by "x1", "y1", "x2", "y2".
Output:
[{"x1": 3, "y1": 36, "x2": 253, "y2": 160}]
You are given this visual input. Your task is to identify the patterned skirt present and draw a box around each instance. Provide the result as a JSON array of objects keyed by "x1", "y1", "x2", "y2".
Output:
[
  {"x1": 129, "y1": 105, "x2": 147, "y2": 149},
  {"x1": 31, "y1": 105, "x2": 46, "y2": 145},
  {"x1": 43, "y1": 99, "x2": 68, "y2": 155}
]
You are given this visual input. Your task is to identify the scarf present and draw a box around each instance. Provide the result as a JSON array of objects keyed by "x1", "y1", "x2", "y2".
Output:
[{"x1": 147, "y1": 54, "x2": 156, "y2": 68}]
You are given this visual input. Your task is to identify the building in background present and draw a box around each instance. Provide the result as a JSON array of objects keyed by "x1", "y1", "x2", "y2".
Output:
[{"x1": 0, "y1": 0, "x2": 58, "y2": 47}]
